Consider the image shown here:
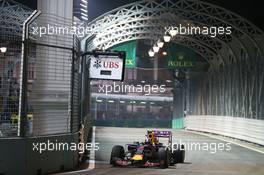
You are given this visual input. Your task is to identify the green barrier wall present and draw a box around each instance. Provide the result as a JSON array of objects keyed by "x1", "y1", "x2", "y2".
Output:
[{"x1": 172, "y1": 118, "x2": 184, "y2": 129}]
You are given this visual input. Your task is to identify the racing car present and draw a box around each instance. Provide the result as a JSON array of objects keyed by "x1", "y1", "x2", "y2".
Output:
[{"x1": 110, "y1": 130, "x2": 185, "y2": 168}]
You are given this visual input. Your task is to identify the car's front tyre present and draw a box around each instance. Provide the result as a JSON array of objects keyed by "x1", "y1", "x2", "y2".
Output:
[{"x1": 110, "y1": 145, "x2": 125, "y2": 166}]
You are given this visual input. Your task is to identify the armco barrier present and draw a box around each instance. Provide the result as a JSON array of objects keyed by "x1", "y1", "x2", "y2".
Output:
[{"x1": 185, "y1": 115, "x2": 264, "y2": 145}]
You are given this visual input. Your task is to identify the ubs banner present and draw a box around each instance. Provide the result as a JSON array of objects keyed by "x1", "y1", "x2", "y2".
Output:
[{"x1": 165, "y1": 43, "x2": 207, "y2": 70}]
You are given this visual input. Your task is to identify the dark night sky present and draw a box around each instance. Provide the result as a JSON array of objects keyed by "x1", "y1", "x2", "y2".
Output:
[
  {"x1": 88, "y1": 0, "x2": 264, "y2": 30},
  {"x1": 15, "y1": 0, "x2": 264, "y2": 30}
]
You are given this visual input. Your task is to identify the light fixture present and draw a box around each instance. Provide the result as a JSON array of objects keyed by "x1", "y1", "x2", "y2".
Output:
[
  {"x1": 81, "y1": 16, "x2": 88, "y2": 20},
  {"x1": 162, "y1": 51, "x2": 167, "y2": 56},
  {"x1": 148, "y1": 50, "x2": 155, "y2": 57},
  {"x1": 80, "y1": 3, "x2": 87, "y2": 8},
  {"x1": 108, "y1": 100, "x2": 114, "y2": 103},
  {"x1": 153, "y1": 45, "x2": 160, "y2": 53},
  {"x1": 81, "y1": 8, "x2": 88, "y2": 12},
  {"x1": 157, "y1": 41, "x2": 164, "y2": 48},
  {"x1": 166, "y1": 80, "x2": 172, "y2": 83},
  {"x1": 81, "y1": 0, "x2": 87, "y2": 3},
  {"x1": 96, "y1": 99, "x2": 103, "y2": 103},
  {"x1": 169, "y1": 29, "x2": 178, "y2": 37},
  {"x1": 141, "y1": 80, "x2": 145, "y2": 83},
  {"x1": 120, "y1": 101, "x2": 125, "y2": 103},
  {"x1": 0, "y1": 47, "x2": 7, "y2": 53},
  {"x1": 163, "y1": 35, "x2": 171, "y2": 42},
  {"x1": 81, "y1": 12, "x2": 88, "y2": 17},
  {"x1": 140, "y1": 102, "x2": 146, "y2": 104}
]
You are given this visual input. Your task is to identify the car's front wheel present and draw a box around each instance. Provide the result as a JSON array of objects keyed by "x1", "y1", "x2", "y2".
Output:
[{"x1": 110, "y1": 145, "x2": 125, "y2": 166}]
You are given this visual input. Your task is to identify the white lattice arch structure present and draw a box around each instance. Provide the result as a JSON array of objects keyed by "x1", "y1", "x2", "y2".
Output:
[{"x1": 82, "y1": 0, "x2": 264, "y2": 68}]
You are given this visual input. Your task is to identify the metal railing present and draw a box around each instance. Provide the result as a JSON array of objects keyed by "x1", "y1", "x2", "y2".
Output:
[
  {"x1": 0, "y1": 40, "x2": 23, "y2": 137},
  {"x1": 0, "y1": 11, "x2": 82, "y2": 137},
  {"x1": 188, "y1": 55, "x2": 264, "y2": 120},
  {"x1": 21, "y1": 13, "x2": 81, "y2": 136}
]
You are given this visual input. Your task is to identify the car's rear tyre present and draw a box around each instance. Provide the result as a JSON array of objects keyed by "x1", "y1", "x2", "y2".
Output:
[
  {"x1": 158, "y1": 147, "x2": 169, "y2": 169},
  {"x1": 172, "y1": 144, "x2": 185, "y2": 164},
  {"x1": 110, "y1": 145, "x2": 125, "y2": 166}
]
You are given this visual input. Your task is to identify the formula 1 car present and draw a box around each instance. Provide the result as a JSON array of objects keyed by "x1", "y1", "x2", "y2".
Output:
[{"x1": 110, "y1": 130, "x2": 185, "y2": 168}]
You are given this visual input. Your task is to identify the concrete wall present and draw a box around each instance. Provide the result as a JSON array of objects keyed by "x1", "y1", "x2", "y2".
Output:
[
  {"x1": 185, "y1": 115, "x2": 264, "y2": 145},
  {"x1": 0, "y1": 133, "x2": 79, "y2": 175}
]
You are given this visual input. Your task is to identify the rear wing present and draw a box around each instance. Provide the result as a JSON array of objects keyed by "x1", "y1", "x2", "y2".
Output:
[
  {"x1": 147, "y1": 130, "x2": 172, "y2": 146},
  {"x1": 152, "y1": 130, "x2": 172, "y2": 138}
]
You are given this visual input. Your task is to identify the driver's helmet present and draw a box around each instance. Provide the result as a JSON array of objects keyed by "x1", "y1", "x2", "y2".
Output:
[{"x1": 147, "y1": 131, "x2": 159, "y2": 145}]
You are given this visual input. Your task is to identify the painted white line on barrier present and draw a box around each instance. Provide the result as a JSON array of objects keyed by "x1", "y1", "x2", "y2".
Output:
[
  {"x1": 88, "y1": 126, "x2": 96, "y2": 170},
  {"x1": 187, "y1": 130, "x2": 264, "y2": 154}
]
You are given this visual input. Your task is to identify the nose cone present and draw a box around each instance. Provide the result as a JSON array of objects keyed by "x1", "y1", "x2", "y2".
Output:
[{"x1": 132, "y1": 154, "x2": 143, "y2": 161}]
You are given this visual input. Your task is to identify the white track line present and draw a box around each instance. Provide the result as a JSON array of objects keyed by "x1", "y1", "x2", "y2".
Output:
[{"x1": 187, "y1": 130, "x2": 264, "y2": 154}]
